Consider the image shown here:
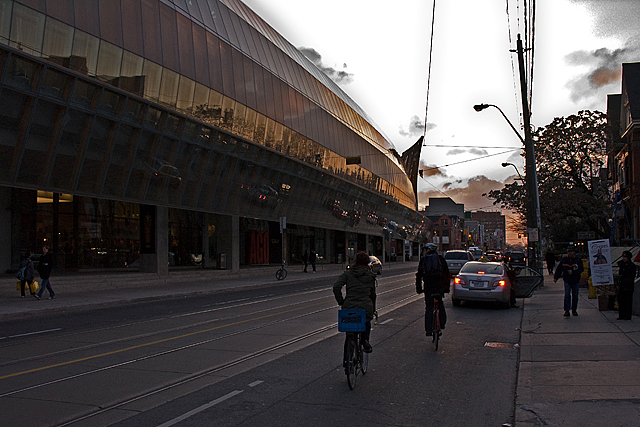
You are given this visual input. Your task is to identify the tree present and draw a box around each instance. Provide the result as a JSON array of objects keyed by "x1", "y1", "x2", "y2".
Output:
[{"x1": 485, "y1": 110, "x2": 611, "y2": 243}]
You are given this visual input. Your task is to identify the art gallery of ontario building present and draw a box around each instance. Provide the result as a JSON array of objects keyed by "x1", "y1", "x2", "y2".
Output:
[{"x1": 0, "y1": 0, "x2": 428, "y2": 276}]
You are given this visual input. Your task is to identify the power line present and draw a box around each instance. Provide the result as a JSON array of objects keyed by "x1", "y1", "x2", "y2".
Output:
[{"x1": 423, "y1": 0, "x2": 437, "y2": 139}]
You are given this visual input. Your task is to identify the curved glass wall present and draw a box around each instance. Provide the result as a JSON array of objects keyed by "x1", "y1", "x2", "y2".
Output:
[{"x1": 0, "y1": 0, "x2": 415, "y2": 209}]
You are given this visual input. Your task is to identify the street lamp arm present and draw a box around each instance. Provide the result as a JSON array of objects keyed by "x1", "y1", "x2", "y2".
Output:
[{"x1": 473, "y1": 103, "x2": 525, "y2": 144}]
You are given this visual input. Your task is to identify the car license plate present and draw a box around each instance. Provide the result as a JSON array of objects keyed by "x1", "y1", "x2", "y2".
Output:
[{"x1": 471, "y1": 280, "x2": 487, "y2": 288}]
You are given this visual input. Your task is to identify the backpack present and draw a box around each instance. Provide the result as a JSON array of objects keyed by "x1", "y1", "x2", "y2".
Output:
[
  {"x1": 423, "y1": 254, "x2": 441, "y2": 273},
  {"x1": 16, "y1": 265, "x2": 26, "y2": 281}
]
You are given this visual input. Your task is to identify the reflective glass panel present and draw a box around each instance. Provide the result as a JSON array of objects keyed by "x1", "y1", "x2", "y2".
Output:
[
  {"x1": 119, "y1": 50, "x2": 144, "y2": 96},
  {"x1": 176, "y1": 76, "x2": 195, "y2": 113},
  {"x1": 96, "y1": 41, "x2": 122, "y2": 86},
  {"x1": 98, "y1": 0, "x2": 122, "y2": 46},
  {"x1": 121, "y1": 0, "x2": 144, "y2": 55},
  {"x1": 0, "y1": 89, "x2": 26, "y2": 182},
  {"x1": 159, "y1": 67, "x2": 179, "y2": 107},
  {"x1": 206, "y1": 31, "x2": 223, "y2": 91},
  {"x1": 10, "y1": 3, "x2": 45, "y2": 56},
  {"x1": 42, "y1": 17, "x2": 73, "y2": 67},
  {"x1": 18, "y1": 99, "x2": 59, "y2": 186},
  {"x1": 45, "y1": 0, "x2": 73, "y2": 24},
  {"x1": 40, "y1": 67, "x2": 69, "y2": 99},
  {"x1": 192, "y1": 82, "x2": 209, "y2": 115},
  {"x1": 73, "y1": 0, "x2": 99, "y2": 36},
  {"x1": 5, "y1": 54, "x2": 38, "y2": 91},
  {"x1": 0, "y1": 0, "x2": 13, "y2": 45},
  {"x1": 192, "y1": 24, "x2": 209, "y2": 86},
  {"x1": 142, "y1": 60, "x2": 162, "y2": 102},
  {"x1": 140, "y1": 0, "x2": 162, "y2": 63},
  {"x1": 175, "y1": 12, "x2": 195, "y2": 79},
  {"x1": 77, "y1": 117, "x2": 113, "y2": 194},
  {"x1": 159, "y1": 2, "x2": 179, "y2": 72},
  {"x1": 71, "y1": 30, "x2": 99, "y2": 76},
  {"x1": 70, "y1": 78, "x2": 98, "y2": 107}
]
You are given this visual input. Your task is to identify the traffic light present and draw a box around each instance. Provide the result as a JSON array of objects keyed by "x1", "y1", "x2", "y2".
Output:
[{"x1": 518, "y1": 233, "x2": 522, "y2": 238}]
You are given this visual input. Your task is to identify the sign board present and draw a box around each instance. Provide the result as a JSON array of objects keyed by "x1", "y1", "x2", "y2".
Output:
[
  {"x1": 279, "y1": 216, "x2": 286, "y2": 233},
  {"x1": 587, "y1": 239, "x2": 614, "y2": 286},
  {"x1": 527, "y1": 228, "x2": 539, "y2": 242},
  {"x1": 578, "y1": 231, "x2": 596, "y2": 240}
]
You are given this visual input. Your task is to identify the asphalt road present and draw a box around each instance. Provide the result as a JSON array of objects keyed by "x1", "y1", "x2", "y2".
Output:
[{"x1": 1, "y1": 269, "x2": 523, "y2": 427}]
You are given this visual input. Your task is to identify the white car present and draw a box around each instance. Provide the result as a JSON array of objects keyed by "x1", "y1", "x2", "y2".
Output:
[
  {"x1": 443, "y1": 250, "x2": 474, "y2": 275},
  {"x1": 451, "y1": 261, "x2": 511, "y2": 307}
]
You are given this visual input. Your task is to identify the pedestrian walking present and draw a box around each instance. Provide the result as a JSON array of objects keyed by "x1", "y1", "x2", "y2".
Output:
[
  {"x1": 554, "y1": 245, "x2": 583, "y2": 317},
  {"x1": 616, "y1": 250, "x2": 635, "y2": 320},
  {"x1": 35, "y1": 245, "x2": 55, "y2": 300},
  {"x1": 309, "y1": 248, "x2": 316, "y2": 273},
  {"x1": 545, "y1": 250, "x2": 556, "y2": 275},
  {"x1": 18, "y1": 251, "x2": 36, "y2": 297},
  {"x1": 302, "y1": 250, "x2": 309, "y2": 273}
]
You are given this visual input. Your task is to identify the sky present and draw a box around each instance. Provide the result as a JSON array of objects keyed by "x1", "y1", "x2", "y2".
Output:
[{"x1": 239, "y1": 0, "x2": 640, "y2": 240}]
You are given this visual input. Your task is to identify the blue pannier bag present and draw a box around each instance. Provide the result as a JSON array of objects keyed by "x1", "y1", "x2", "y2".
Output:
[{"x1": 338, "y1": 309, "x2": 366, "y2": 332}]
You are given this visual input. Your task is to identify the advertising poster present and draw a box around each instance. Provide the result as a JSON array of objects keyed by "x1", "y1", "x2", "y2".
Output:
[{"x1": 587, "y1": 239, "x2": 614, "y2": 286}]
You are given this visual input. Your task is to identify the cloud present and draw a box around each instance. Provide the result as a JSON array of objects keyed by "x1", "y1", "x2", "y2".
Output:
[
  {"x1": 299, "y1": 47, "x2": 354, "y2": 85},
  {"x1": 445, "y1": 148, "x2": 489, "y2": 156},
  {"x1": 419, "y1": 160, "x2": 447, "y2": 178},
  {"x1": 565, "y1": 39, "x2": 640, "y2": 102},
  {"x1": 418, "y1": 175, "x2": 515, "y2": 213},
  {"x1": 399, "y1": 115, "x2": 436, "y2": 137}
]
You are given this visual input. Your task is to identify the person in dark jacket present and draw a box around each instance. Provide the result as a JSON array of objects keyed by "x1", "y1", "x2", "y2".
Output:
[
  {"x1": 416, "y1": 243, "x2": 451, "y2": 336},
  {"x1": 616, "y1": 250, "x2": 636, "y2": 320},
  {"x1": 554, "y1": 245, "x2": 584, "y2": 317},
  {"x1": 35, "y1": 245, "x2": 55, "y2": 300},
  {"x1": 545, "y1": 251, "x2": 556, "y2": 275},
  {"x1": 18, "y1": 251, "x2": 36, "y2": 297},
  {"x1": 333, "y1": 251, "x2": 377, "y2": 353}
]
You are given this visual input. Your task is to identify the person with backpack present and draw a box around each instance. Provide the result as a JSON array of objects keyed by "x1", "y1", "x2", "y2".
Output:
[
  {"x1": 35, "y1": 245, "x2": 55, "y2": 300},
  {"x1": 17, "y1": 251, "x2": 36, "y2": 298},
  {"x1": 416, "y1": 243, "x2": 451, "y2": 337}
]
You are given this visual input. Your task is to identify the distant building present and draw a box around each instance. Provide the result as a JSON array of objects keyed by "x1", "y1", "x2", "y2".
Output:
[
  {"x1": 470, "y1": 211, "x2": 506, "y2": 250},
  {"x1": 422, "y1": 198, "x2": 465, "y2": 252},
  {"x1": 607, "y1": 62, "x2": 640, "y2": 243}
]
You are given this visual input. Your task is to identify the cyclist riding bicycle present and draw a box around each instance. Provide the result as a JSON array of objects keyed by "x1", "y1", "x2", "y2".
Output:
[
  {"x1": 416, "y1": 243, "x2": 451, "y2": 338},
  {"x1": 333, "y1": 251, "x2": 377, "y2": 353}
]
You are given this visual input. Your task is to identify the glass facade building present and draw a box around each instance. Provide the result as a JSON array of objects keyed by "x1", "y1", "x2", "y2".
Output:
[{"x1": 0, "y1": 0, "x2": 427, "y2": 274}]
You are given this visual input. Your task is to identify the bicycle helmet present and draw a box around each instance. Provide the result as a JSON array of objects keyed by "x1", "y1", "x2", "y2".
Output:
[{"x1": 425, "y1": 243, "x2": 437, "y2": 252}]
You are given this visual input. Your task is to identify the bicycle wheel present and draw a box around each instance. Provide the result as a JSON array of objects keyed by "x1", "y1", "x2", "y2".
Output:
[
  {"x1": 275, "y1": 267, "x2": 287, "y2": 281},
  {"x1": 345, "y1": 337, "x2": 357, "y2": 389},
  {"x1": 361, "y1": 351, "x2": 369, "y2": 375}
]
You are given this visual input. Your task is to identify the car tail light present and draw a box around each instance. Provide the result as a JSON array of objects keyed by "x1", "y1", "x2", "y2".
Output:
[
  {"x1": 493, "y1": 279, "x2": 506, "y2": 288},
  {"x1": 454, "y1": 276, "x2": 467, "y2": 287}
]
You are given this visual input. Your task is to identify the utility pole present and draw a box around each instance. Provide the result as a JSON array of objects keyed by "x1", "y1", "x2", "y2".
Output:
[{"x1": 515, "y1": 34, "x2": 542, "y2": 273}]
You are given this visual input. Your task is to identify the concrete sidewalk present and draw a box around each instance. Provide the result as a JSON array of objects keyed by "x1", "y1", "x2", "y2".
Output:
[{"x1": 516, "y1": 274, "x2": 640, "y2": 426}]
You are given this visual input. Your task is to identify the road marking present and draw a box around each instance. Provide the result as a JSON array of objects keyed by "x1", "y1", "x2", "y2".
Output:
[
  {"x1": 156, "y1": 390, "x2": 243, "y2": 427},
  {"x1": 0, "y1": 328, "x2": 62, "y2": 340},
  {"x1": 0, "y1": 301, "x2": 327, "y2": 380},
  {"x1": 248, "y1": 380, "x2": 263, "y2": 387},
  {"x1": 379, "y1": 318, "x2": 393, "y2": 325}
]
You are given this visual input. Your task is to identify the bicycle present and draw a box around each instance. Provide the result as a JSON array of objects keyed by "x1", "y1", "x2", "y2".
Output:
[
  {"x1": 338, "y1": 308, "x2": 369, "y2": 390},
  {"x1": 431, "y1": 293, "x2": 442, "y2": 351},
  {"x1": 275, "y1": 263, "x2": 287, "y2": 280}
]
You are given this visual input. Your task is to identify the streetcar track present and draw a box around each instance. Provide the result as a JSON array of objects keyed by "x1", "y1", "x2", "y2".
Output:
[
  {"x1": 51, "y1": 293, "x2": 421, "y2": 427},
  {"x1": 1, "y1": 275, "x2": 420, "y2": 427},
  {"x1": 0, "y1": 277, "x2": 415, "y2": 370}
]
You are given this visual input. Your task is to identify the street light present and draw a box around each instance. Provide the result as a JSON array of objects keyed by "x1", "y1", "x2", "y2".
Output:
[
  {"x1": 474, "y1": 103, "x2": 542, "y2": 273},
  {"x1": 473, "y1": 104, "x2": 524, "y2": 144},
  {"x1": 501, "y1": 162, "x2": 524, "y2": 182}
]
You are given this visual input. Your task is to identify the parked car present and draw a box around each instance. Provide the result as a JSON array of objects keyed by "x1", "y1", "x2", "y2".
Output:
[
  {"x1": 451, "y1": 261, "x2": 512, "y2": 307},
  {"x1": 443, "y1": 250, "x2": 475, "y2": 275},
  {"x1": 369, "y1": 255, "x2": 382, "y2": 274},
  {"x1": 468, "y1": 247, "x2": 483, "y2": 260}
]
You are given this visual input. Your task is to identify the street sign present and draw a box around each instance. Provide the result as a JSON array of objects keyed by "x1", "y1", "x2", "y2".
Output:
[{"x1": 527, "y1": 228, "x2": 539, "y2": 242}]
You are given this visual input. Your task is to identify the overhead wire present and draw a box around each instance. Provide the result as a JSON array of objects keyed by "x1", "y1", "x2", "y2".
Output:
[{"x1": 422, "y1": 0, "x2": 437, "y2": 141}]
